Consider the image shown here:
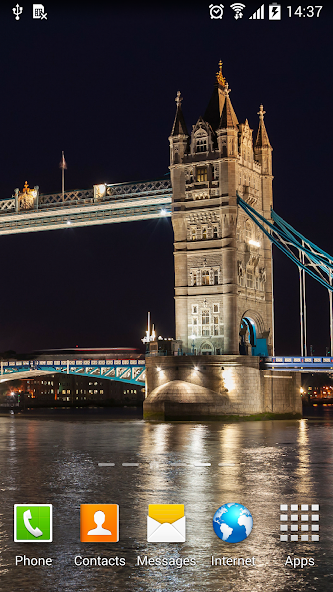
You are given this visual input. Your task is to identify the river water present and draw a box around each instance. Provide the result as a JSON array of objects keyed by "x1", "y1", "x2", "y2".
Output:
[{"x1": 0, "y1": 409, "x2": 332, "y2": 591}]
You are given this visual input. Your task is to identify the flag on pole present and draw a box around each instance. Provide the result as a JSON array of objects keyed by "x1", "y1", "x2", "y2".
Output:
[
  {"x1": 59, "y1": 151, "x2": 67, "y2": 169},
  {"x1": 60, "y1": 151, "x2": 67, "y2": 196}
]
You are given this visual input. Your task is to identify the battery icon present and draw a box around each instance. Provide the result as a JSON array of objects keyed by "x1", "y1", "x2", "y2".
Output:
[{"x1": 269, "y1": 3, "x2": 281, "y2": 20}]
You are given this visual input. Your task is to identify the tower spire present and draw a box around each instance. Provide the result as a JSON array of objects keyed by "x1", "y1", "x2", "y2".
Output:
[
  {"x1": 216, "y1": 60, "x2": 226, "y2": 87},
  {"x1": 218, "y1": 83, "x2": 238, "y2": 129},
  {"x1": 255, "y1": 104, "x2": 271, "y2": 148},
  {"x1": 170, "y1": 91, "x2": 188, "y2": 137},
  {"x1": 205, "y1": 61, "x2": 238, "y2": 130}
]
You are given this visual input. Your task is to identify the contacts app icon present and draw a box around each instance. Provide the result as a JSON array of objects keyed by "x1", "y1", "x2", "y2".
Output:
[
  {"x1": 80, "y1": 504, "x2": 119, "y2": 542},
  {"x1": 147, "y1": 504, "x2": 186, "y2": 542}
]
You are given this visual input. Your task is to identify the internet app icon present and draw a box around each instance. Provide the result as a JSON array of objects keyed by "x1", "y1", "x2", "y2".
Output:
[
  {"x1": 80, "y1": 504, "x2": 119, "y2": 542},
  {"x1": 147, "y1": 504, "x2": 186, "y2": 542},
  {"x1": 14, "y1": 504, "x2": 53, "y2": 542},
  {"x1": 213, "y1": 503, "x2": 253, "y2": 543}
]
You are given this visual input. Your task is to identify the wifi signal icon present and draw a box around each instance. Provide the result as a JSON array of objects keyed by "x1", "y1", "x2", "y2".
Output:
[{"x1": 230, "y1": 3, "x2": 246, "y2": 19}]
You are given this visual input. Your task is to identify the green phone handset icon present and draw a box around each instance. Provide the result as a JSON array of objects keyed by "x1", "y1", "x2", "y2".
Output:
[{"x1": 23, "y1": 509, "x2": 43, "y2": 537}]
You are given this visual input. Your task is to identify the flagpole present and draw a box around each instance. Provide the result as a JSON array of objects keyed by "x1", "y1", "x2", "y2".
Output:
[
  {"x1": 62, "y1": 151, "x2": 65, "y2": 198},
  {"x1": 62, "y1": 161, "x2": 64, "y2": 198},
  {"x1": 60, "y1": 151, "x2": 67, "y2": 198}
]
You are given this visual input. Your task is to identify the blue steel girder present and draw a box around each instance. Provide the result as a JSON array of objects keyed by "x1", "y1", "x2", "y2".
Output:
[
  {"x1": 237, "y1": 193, "x2": 333, "y2": 292},
  {"x1": 0, "y1": 178, "x2": 172, "y2": 235},
  {"x1": 0, "y1": 359, "x2": 146, "y2": 386}
]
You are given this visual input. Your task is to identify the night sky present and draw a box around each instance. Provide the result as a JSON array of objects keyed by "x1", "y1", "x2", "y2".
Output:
[{"x1": 0, "y1": 1, "x2": 332, "y2": 356}]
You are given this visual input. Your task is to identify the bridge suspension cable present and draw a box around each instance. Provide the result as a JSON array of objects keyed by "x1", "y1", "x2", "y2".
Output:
[{"x1": 237, "y1": 193, "x2": 333, "y2": 356}]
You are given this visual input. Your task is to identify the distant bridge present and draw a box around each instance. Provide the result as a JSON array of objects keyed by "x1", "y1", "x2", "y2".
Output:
[
  {"x1": 261, "y1": 356, "x2": 333, "y2": 373},
  {"x1": 0, "y1": 177, "x2": 172, "y2": 235},
  {"x1": 0, "y1": 358, "x2": 146, "y2": 386}
]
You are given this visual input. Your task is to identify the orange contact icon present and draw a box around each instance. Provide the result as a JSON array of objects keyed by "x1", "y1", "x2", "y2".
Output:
[{"x1": 80, "y1": 504, "x2": 119, "y2": 542}]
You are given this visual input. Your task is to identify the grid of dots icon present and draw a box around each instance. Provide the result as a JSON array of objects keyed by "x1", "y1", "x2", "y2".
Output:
[{"x1": 280, "y1": 504, "x2": 320, "y2": 541}]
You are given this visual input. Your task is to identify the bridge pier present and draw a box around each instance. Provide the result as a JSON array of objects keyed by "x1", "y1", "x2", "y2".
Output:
[{"x1": 143, "y1": 356, "x2": 302, "y2": 421}]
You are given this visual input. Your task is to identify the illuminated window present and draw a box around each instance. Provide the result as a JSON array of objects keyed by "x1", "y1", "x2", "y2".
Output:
[
  {"x1": 196, "y1": 138, "x2": 207, "y2": 153},
  {"x1": 100, "y1": 390, "x2": 104, "y2": 394},
  {"x1": 245, "y1": 221, "x2": 252, "y2": 241},
  {"x1": 247, "y1": 269, "x2": 253, "y2": 288},
  {"x1": 202, "y1": 227, "x2": 207, "y2": 239},
  {"x1": 202, "y1": 310, "x2": 210, "y2": 335},
  {"x1": 202, "y1": 270, "x2": 210, "y2": 285},
  {"x1": 214, "y1": 317, "x2": 219, "y2": 335},
  {"x1": 196, "y1": 167, "x2": 208, "y2": 182}
]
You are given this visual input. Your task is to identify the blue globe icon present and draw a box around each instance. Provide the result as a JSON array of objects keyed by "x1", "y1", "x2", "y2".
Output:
[{"x1": 213, "y1": 503, "x2": 253, "y2": 543}]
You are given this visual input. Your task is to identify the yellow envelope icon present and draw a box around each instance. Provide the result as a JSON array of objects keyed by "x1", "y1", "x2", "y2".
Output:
[{"x1": 147, "y1": 504, "x2": 185, "y2": 542}]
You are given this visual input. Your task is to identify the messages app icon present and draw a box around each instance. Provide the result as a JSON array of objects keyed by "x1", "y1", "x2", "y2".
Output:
[
  {"x1": 14, "y1": 504, "x2": 53, "y2": 542},
  {"x1": 147, "y1": 504, "x2": 186, "y2": 542}
]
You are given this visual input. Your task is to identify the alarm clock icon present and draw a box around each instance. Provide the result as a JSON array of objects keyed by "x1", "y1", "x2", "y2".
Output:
[{"x1": 209, "y1": 4, "x2": 224, "y2": 19}]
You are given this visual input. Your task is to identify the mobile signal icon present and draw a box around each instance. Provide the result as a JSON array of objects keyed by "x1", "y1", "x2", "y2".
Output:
[
  {"x1": 230, "y1": 3, "x2": 246, "y2": 19},
  {"x1": 249, "y1": 3, "x2": 264, "y2": 19}
]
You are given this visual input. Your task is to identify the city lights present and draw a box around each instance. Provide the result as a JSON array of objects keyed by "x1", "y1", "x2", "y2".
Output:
[
  {"x1": 248, "y1": 239, "x2": 261, "y2": 247},
  {"x1": 96, "y1": 184, "x2": 106, "y2": 197}
]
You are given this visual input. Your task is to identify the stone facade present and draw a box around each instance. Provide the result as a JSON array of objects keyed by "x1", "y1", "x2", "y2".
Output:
[
  {"x1": 169, "y1": 65, "x2": 274, "y2": 355},
  {"x1": 143, "y1": 356, "x2": 302, "y2": 420}
]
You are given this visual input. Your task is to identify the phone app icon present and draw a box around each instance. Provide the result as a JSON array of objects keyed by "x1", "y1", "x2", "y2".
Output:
[
  {"x1": 14, "y1": 504, "x2": 53, "y2": 542},
  {"x1": 80, "y1": 504, "x2": 119, "y2": 542},
  {"x1": 147, "y1": 504, "x2": 186, "y2": 542}
]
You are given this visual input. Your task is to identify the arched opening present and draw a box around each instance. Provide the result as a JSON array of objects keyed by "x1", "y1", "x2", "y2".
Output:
[
  {"x1": 239, "y1": 315, "x2": 268, "y2": 357},
  {"x1": 201, "y1": 342, "x2": 213, "y2": 355}
]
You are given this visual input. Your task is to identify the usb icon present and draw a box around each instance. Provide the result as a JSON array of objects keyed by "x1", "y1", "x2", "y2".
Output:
[{"x1": 269, "y1": 3, "x2": 281, "y2": 20}]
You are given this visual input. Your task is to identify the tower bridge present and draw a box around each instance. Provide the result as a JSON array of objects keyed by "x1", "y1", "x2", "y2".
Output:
[
  {"x1": 2, "y1": 62, "x2": 332, "y2": 419},
  {"x1": 0, "y1": 178, "x2": 171, "y2": 235}
]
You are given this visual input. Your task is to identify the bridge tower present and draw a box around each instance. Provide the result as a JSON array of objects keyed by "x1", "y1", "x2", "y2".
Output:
[{"x1": 169, "y1": 63, "x2": 274, "y2": 356}]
